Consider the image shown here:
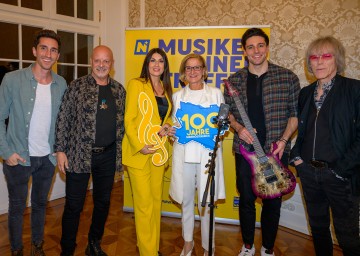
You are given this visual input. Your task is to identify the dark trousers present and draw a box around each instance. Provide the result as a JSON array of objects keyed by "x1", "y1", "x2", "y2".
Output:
[
  {"x1": 296, "y1": 163, "x2": 360, "y2": 256},
  {"x1": 235, "y1": 152, "x2": 286, "y2": 250},
  {"x1": 60, "y1": 146, "x2": 116, "y2": 254},
  {"x1": 3, "y1": 156, "x2": 55, "y2": 251}
]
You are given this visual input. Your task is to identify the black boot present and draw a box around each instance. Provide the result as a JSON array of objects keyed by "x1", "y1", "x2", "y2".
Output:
[
  {"x1": 85, "y1": 239, "x2": 107, "y2": 256},
  {"x1": 30, "y1": 241, "x2": 45, "y2": 256},
  {"x1": 11, "y1": 248, "x2": 23, "y2": 256}
]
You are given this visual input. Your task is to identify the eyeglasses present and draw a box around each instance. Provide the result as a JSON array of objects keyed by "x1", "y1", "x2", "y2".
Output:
[
  {"x1": 309, "y1": 53, "x2": 333, "y2": 61},
  {"x1": 185, "y1": 65, "x2": 203, "y2": 72}
]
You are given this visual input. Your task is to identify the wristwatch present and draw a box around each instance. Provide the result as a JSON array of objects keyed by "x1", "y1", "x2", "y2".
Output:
[{"x1": 290, "y1": 156, "x2": 302, "y2": 164}]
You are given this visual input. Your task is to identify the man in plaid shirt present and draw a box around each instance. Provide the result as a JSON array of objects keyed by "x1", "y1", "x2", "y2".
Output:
[{"x1": 224, "y1": 28, "x2": 300, "y2": 256}]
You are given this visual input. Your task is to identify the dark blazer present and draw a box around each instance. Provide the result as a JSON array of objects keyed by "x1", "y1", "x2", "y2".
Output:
[{"x1": 291, "y1": 75, "x2": 360, "y2": 194}]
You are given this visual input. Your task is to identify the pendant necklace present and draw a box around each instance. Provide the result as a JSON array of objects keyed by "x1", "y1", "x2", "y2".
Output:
[{"x1": 100, "y1": 99, "x2": 108, "y2": 109}]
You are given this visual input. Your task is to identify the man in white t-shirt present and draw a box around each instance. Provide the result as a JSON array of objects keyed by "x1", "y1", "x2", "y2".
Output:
[{"x1": 0, "y1": 29, "x2": 67, "y2": 256}]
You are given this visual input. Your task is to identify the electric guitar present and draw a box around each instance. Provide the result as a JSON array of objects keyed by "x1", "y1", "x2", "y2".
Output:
[{"x1": 223, "y1": 79, "x2": 296, "y2": 199}]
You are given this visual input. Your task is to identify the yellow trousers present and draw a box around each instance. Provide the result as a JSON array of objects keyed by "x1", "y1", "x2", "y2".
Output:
[{"x1": 127, "y1": 159, "x2": 165, "y2": 256}]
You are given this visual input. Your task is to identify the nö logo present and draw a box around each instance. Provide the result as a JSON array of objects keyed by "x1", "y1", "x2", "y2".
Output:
[{"x1": 134, "y1": 40, "x2": 150, "y2": 55}]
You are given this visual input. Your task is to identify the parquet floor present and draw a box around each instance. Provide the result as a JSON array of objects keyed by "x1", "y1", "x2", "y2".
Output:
[{"x1": 0, "y1": 180, "x2": 342, "y2": 256}]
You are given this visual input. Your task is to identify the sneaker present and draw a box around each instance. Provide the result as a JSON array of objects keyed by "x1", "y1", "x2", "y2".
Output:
[
  {"x1": 31, "y1": 241, "x2": 45, "y2": 256},
  {"x1": 238, "y1": 244, "x2": 255, "y2": 256},
  {"x1": 261, "y1": 246, "x2": 275, "y2": 256}
]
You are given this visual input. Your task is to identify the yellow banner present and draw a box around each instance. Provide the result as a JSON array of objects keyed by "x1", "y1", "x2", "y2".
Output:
[{"x1": 124, "y1": 26, "x2": 270, "y2": 224}]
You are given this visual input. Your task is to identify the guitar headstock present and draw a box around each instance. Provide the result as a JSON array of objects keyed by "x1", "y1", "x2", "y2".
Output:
[{"x1": 223, "y1": 79, "x2": 240, "y2": 97}]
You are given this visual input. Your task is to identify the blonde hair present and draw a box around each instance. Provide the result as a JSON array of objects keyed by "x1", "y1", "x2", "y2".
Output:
[
  {"x1": 305, "y1": 36, "x2": 346, "y2": 74},
  {"x1": 178, "y1": 53, "x2": 208, "y2": 83}
]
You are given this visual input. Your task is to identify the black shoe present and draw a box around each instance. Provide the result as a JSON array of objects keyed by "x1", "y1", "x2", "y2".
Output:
[
  {"x1": 60, "y1": 252, "x2": 74, "y2": 256},
  {"x1": 158, "y1": 252, "x2": 162, "y2": 256},
  {"x1": 60, "y1": 248, "x2": 74, "y2": 256},
  {"x1": 85, "y1": 239, "x2": 107, "y2": 256},
  {"x1": 31, "y1": 241, "x2": 45, "y2": 256},
  {"x1": 11, "y1": 248, "x2": 23, "y2": 256}
]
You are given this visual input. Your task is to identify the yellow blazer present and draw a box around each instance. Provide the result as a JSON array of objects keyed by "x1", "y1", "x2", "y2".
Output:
[{"x1": 122, "y1": 78, "x2": 172, "y2": 169}]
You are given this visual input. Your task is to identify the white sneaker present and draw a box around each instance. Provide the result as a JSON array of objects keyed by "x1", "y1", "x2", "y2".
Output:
[
  {"x1": 260, "y1": 246, "x2": 275, "y2": 256},
  {"x1": 238, "y1": 244, "x2": 255, "y2": 256}
]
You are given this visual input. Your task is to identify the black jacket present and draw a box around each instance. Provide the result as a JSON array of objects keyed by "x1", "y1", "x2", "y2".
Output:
[{"x1": 290, "y1": 75, "x2": 360, "y2": 193}]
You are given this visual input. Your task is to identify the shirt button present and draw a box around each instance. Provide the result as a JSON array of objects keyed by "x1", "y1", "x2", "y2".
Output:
[{"x1": 28, "y1": 112, "x2": 31, "y2": 114}]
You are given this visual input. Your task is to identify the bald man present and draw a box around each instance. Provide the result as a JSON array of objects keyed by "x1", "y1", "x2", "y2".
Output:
[{"x1": 55, "y1": 45, "x2": 126, "y2": 256}]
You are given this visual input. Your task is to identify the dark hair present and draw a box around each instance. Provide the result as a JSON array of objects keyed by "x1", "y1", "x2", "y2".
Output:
[
  {"x1": 33, "y1": 29, "x2": 61, "y2": 52},
  {"x1": 305, "y1": 36, "x2": 345, "y2": 74},
  {"x1": 140, "y1": 48, "x2": 172, "y2": 103},
  {"x1": 241, "y1": 27, "x2": 269, "y2": 48}
]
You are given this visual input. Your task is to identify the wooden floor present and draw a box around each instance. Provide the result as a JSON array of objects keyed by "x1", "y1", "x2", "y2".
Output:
[{"x1": 0, "y1": 180, "x2": 342, "y2": 256}]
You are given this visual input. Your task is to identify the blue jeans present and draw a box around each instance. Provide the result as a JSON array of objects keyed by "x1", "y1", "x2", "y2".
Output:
[
  {"x1": 3, "y1": 155, "x2": 55, "y2": 251},
  {"x1": 296, "y1": 163, "x2": 360, "y2": 256},
  {"x1": 60, "y1": 145, "x2": 116, "y2": 254}
]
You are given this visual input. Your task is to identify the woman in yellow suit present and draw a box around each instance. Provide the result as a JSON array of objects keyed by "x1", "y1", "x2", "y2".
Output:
[{"x1": 122, "y1": 48, "x2": 175, "y2": 256}]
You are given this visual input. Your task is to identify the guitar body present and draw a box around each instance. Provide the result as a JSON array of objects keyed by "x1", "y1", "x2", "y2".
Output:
[
  {"x1": 223, "y1": 78, "x2": 296, "y2": 199},
  {"x1": 239, "y1": 142, "x2": 296, "y2": 199}
]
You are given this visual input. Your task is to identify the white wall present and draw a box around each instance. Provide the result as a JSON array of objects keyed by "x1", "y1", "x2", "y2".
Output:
[
  {"x1": 100, "y1": 0, "x2": 128, "y2": 85},
  {"x1": 280, "y1": 182, "x2": 310, "y2": 235}
]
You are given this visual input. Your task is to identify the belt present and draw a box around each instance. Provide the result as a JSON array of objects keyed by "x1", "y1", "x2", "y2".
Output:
[
  {"x1": 92, "y1": 142, "x2": 115, "y2": 154},
  {"x1": 309, "y1": 159, "x2": 334, "y2": 169}
]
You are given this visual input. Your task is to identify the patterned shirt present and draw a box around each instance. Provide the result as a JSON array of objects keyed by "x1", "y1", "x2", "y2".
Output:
[
  {"x1": 54, "y1": 74, "x2": 126, "y2": 173},
  {"x1": 314, "y1": 77, "x2": 335, "y2": 110},
  {"x1": 224, "y1": 62, "x2": 300, "y2": 154}
]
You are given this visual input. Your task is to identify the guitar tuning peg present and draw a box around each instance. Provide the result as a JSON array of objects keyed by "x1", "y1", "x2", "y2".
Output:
[
  {"x1": 205, "y1": 164, "x2": 209, "y2": 168},
  {"x1": 209, "y1": 152, "x2": 212, "y2": 156}
]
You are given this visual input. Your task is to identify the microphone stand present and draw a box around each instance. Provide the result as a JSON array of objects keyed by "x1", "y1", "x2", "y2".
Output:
[{"x1": 201, "y1": 117, "x2": 229, "y2": 256}]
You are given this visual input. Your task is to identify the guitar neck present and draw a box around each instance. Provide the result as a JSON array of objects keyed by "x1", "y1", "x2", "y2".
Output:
[{"x1": 233, "y1": 96, "x2": 266, "y2": 158}]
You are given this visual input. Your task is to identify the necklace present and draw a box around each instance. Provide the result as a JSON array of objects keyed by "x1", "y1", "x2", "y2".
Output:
[{"x1": 153, "y1": 85, "x2": 164, "y2": 96}]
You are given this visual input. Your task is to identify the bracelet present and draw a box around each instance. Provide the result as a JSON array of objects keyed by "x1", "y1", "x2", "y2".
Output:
[
  {"x1": 291, "y1": 156, "x2": 302, "y2": 163},
  {"x1": 329, "y1": 168, "x2": 348, "y2": 182},
  {"x1": 279, "y1": 138, "x2": 288, "y2": 144}
]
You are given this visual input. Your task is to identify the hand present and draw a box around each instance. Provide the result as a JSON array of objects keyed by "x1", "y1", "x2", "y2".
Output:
[
  {"x1": 294, "y1": 159, "x2": 304, "y2": 166},
  {"x1": 273, "y1": 140, "x2": 286, "y2": 159},
  {"x1": 229, "y1": 114, "x2": 254, "y2": 144},
  {"x1": 158, "y1": 123, "x2": 175, "y2": 137},
  {"x1": 5, "y1": 153, "x2": 26, "y2": 166},
  {"x1": 166, "y1": 126, "x2": 176, "y2": 137},
  {"x1": 140, "y1": 145, "x2": 155, "y2": 155},
  {"x1": 56, "y1": 152, "x2": 69, "y2": 174},
  {"x1": 236, "y1": 126, "x2": 254, "y2": 145}
]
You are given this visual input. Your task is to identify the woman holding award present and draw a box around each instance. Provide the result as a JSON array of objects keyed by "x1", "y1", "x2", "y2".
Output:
[{"x1": 122, "y1": 48, "x2": 175, "y2": 256}]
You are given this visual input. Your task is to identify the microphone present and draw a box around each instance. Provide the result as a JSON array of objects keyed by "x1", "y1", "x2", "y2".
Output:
[{"x1": 216, "y1": 103, "x2": 230, "y2": 126}]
